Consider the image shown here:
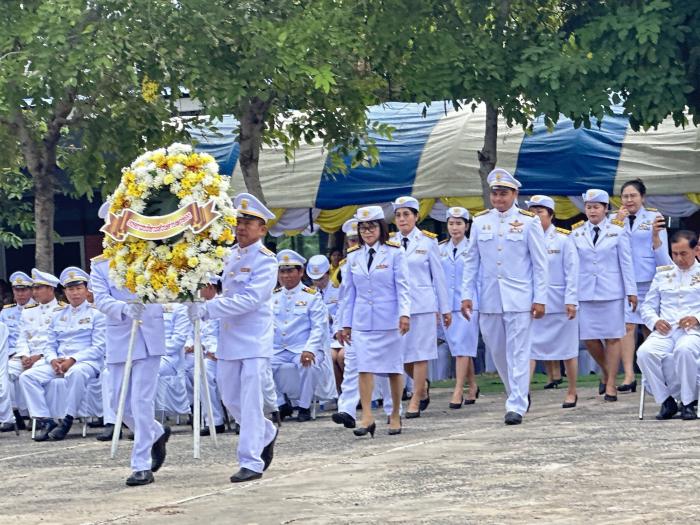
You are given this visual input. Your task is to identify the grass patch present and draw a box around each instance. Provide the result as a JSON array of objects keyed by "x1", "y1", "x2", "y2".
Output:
[{"x1": 431, "y1": 373, "x2": 641, "y2": 394}]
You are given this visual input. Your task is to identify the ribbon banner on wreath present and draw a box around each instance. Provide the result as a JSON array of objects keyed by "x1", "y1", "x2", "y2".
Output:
[{"x1": 100, "y1": 143, "x2": 237, "y2": 303}]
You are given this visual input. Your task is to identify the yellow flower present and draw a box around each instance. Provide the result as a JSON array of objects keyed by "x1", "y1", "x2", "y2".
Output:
[
  {"x1": 136, "y1": 275, "x2": 147, "y2": 286},
  {"x1": 187, "y1": 257, "x2": 199, "y2": 268},
  {"x1": 163, "y1": 174, "x2": 175, "y2": 185},
  {"x1": 215, "y1": 246, "x2": 226, "y2": 258},
  {"x1": 141, "y1": 76, "x2": 160, "y2": 104}
]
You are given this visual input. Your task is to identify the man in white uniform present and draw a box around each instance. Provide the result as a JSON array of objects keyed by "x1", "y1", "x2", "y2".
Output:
[
  {"x1": 461, "y1": 168, "x2": 548, "y2": 425},
  {"x1": 20, "y1": 267, "x2": 106, "y2": 441},
  {"x1": 188, "y1": 192, "x2": 279, "y2": 483},
  {"x1": 638, "y1": 230, "x2": 700, "y2": 420}
]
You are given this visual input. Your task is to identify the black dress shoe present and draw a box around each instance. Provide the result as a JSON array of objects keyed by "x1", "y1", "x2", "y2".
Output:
[
  {"x1": 87, "y1": 417, "x2": 104, "y2": 428},
  {"x1": 230, "y1": 467, "x2": 262, "y2": 483},
  {"x1": 656, "y1": 396, "x2": 678, "y2": 420},
  {"x1": 296, "y1": 407, "x2": 311, "y2": 422},
  {"x1": 464, "y1": 387, "x2": 480, "y2": 405},
  {"x1": 598, "y1": 382, "x2": 606, "y2": 395},
  {"x1": 331, "y1": 412, "x2": 356, "y2": 428},
  {"x1": 278, "y1": 402, "x2": 294, "y2": 421},
  {"x1": 200, "y1": 423, "x2": 226, "y2": 436},
  {"x1": 387, "y1": 416, "x2": 402, "y2": 435},
  {"x1": 261, "y1": 428, "x2": 279, "y2": 471},
  {"x1": 617, "y1": 379, "x2": 637, "y2": 393},
  {"x1": 49, "y1": 415, "x2": 74, "y2": 441},
  {"x1": 504, "y1": 412, "x2": 522, "y2": 425},
  {"x1": 0, "y1": 422, "x2": 18, "y2": 434},
  {"x1": 544, "y1": 378, "x2": 563, "y2": 389},
  {"x1": 151, "y1": 426, "x2": 171, "y2": 473},
  {"x1": 562, "y1": 395, "x2": 578, "y2": 409},
  {"x1": 13, "y1": 409, "x2": 27, "y2": 431},
  {"x1": 96, "y1": 424, "x2": 121, "y2": 441},
  {"x1": 680, "y1": 400, "x2": 697, "y2": 421},
  {"x1": 449, "y1": 397, "x2": 463, "y2": 409},
  {"x1": 34, "y1": 419, "x2": 58, "y2": 442},
  {"x1": 353, "y1": 421, "x2": 376, "y2": 438},
  {"x1": 604, "y1": 394, "x2": 618, "y2": 402},
  {"x1": 126, "y1": 470, "x2": 154, "y2": 486}
]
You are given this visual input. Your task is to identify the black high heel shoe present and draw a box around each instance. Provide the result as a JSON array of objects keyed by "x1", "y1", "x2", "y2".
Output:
[
  {"x1": 419, "y1": 379, "x2": 431, "y2": 411},
  {"x1": 544, "y1": 378, "x2": 563, "y2": 390},
  {"x1": 464, "y1": 387, "x2": 480, "y2": 405},
  {"x1": 449, "y1": 396, "x2": 464, "y2": 409},
  {"x1": 387, "y1": 417, "x2": 402, "y2": 435},
  {"x1": 353, "y1": 422, "x2": 376, "y2": 438},
  {"x1": 598, "y1": 382, "x2": 606, "y2": 395},
  {"x1": 617, "y1": 379, "x2": 637, "y2": 393},
  {"x1": 562, "y1": 395, "x2": 578, "y2": 409}
]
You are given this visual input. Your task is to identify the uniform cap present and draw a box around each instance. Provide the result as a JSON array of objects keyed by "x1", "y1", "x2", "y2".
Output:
[
  {"x1": 208, "y1": 274, "x2": 221, "y2": 285},
  {"x1": 392, "y1": 196, "x2": 419, "y2": 212},
  {"x1": 446, "y1": 206, "x2": 471, "y2": 221},
  {"x1": 487, "y1": 168, "x2": 521, "y2": 190},
  {"x1": 60, "y1": 266, "x2": 89, "y2": 287},
  {"x1": 276, "y1": 249, "x2": 306, "y2": 268},
  {"x1": 234, "y1": 192, "x2": 276, "y2": 222},
  {"x1": 9, "y1": 271, "x2": 33, "y2": 288},
  {"x1": 582, "y1": 189, "x2": 609, "y2": 204},
  {"x1": 355, "y1": 206, "x2": 384, "y2": 222},
  {"x1": 31, "y1": 268, "x2": 60, "y2": 288},
  {"x1": 525, "y1": 195, "x2": 555, "y2": 212},
  {"x1": 342, "y1": 218, "x2": 359, "y2": 237},
  {"x1": 306, "y1": 255, "x2": 330, "y2": 280}
]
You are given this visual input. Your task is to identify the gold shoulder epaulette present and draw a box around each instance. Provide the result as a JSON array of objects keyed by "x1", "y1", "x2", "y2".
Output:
[
  {"x1": 273, "y1": 286, "x2": 282, "y2": 293},
  {"x1": 519, "y1": 208, "x2": 535, "y2": 217},
  {"x1": 386, "y1": 240, "x2": 401, "y2": 248},
  {"x1": 347, "y1": 245, "x2": 360, "y2": 254},
  {"x1": 24, "y1": 303, "x2": 38, "y2": 309},
  {"x1": 647, "y1": 207, "x2": 658, "y2": 212},
  {"x1": 421, "y1": 229, "x2": 437, "y2": 239},
  {"x1": 339, "y1": 258, "x2": 347, "y2": 267},
  {"x1": 571, "y1": 220, "x2": 585, "y2": 230},
  {"x1": 302, "y1": 286, "x2": 317, "y2": 295},
  {"x1": 259, "y1": 246, "x2": 275, "y2": 257},
  {"x1": 54, "y1": 304, "x2": 67, "y2": 312},
  {"x1": 611, "y1": 219, "x2": 624, "y2": 227},
  {"x1": 439, "y1": 239, "x2": 448, "y2": 245},
  {"x1": 90, "y1": 254, "x2": 108, "y2": 263},
  {"x1": 474, "y1": 209, "x2": 489, "y2": 217},
  {"x1": 3, "y1": 303, "x2": 16, "y2": 309},
  {"x1": 555, "y1": 227, "x2": 571, "y2": 235},
  {"x1": 656, "y1": 265, "x2": 674, "y2": 272}
]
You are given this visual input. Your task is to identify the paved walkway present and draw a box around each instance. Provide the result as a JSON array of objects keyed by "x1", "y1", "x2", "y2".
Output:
[{"x1": 2, "y1": 386, "x2": 699, "y2": 524}]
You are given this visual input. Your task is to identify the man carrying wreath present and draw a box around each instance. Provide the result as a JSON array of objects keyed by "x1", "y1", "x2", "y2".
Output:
[{"x1": 188, "y1": 192, "x2": 280, "y2": 483}]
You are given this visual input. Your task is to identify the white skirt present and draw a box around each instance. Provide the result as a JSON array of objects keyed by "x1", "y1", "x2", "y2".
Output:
[
  {"x1": 443, "y1": 310, "x2": 479, "y2": 357},
  {"x1": 625, "y1": 281, "x2": 650, "y2": 325},
  {"x1": 531, "y1": 312, "x2": 579, "y2": 360},
  {"x1": 579, "y1": 299, "x2": 625, "y2": 340},
  {"x1": 402, "y1": 312, "x2": 438, "y2": 364},
  {"x1": 353, "y1": 329, "x2": 404, "y2": 374}
]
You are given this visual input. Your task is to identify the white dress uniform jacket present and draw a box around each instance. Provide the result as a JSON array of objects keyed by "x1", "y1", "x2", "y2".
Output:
[
  {"x1": 641, "y1": 263, "x2": 700, "y2": 332},
  {"x1": 0, "y1": 300, "x2": 36, "y2": 356},
  {"x1": 160, "y1": 304, "x2": 190, "y2": 373},
  {"x1": 44, "y1": 300, "x2": 106, "y2": 371},
  {"x1": 203, "y1": 239, "x2": 277, "y2": 359},
  {"x1": 273, "y1": 283, "x2": 328, "y2": 356},
  {"x1": 572, "y1": 218, "x2": 637, "y2": 301},
  {"x1": 342, "y1": 242, "x2": 411, "y2": 331},
  {"x1": 440, "y1": 236, "x2": 479, "y2": 312},
  {"x1": 541, "y1": 226, "x2": 579, "y2": 313},
  {"x1": 462, "y1": 205, "x2": 548, "y2": 312},
  {"x1": 618, "y1": 206, "x2": 672, "y2": 282},
  {"x1": 14, "y1": 298, "x2": 60, "y2": 359},
  {"x1": 90, "y1": 257, "x2": 166, "y2": 364}
]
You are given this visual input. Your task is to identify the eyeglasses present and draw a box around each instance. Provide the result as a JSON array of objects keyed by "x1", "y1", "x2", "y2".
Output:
[{"x1": 358, "y1": 224, "x2": 379, "y2": 232}]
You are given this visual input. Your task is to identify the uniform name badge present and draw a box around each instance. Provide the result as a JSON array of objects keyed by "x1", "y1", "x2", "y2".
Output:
[
  {"x1": 79, "y1": 317, "x2": 91, "y2": 325},
  {"x1": 376, "y1": 263, "x2": 388, "y2": 269},
  {"x1": 691, "y1": 273, "x2": 700, "y2": 286},
  {"x1": 416, "y1": 249, "x2": 427, "y2": 254},
  {"x1": 508, "y1": 220, "x2": 523, "y2": 233},
  {"x1": 295, "y1": 300, "x2": 307, "y2": 306},
  {"x1": 240, "y1": 267, "x2": 251, "y2": 272}
]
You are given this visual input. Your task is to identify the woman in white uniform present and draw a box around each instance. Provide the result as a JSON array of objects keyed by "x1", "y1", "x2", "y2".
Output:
[
  {"x1": 439, "y1": 207, "x2": 481, "y2": 408},
  {"x1": 526, "y1": 196, "x2": 580, "y2": 408},
  {"x1": 571, "y1": 189, "x2": 637, "y2": 401},
  {"x1": 614, "y1": 179, "x2": 671, "y2": 393},
  {"x1": 392, "y1": 196, "x2": 451, "y2": 418},
  {"x1": 340, "y1": 206, "x2": 411, "y2": 437}
]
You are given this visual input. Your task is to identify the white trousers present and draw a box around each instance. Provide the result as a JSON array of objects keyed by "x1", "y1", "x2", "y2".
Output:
[
  {"x1": 159, "y1": 356, "x2": 179, "y2": 377},
  {"x1": 184, "y1": 354, "x2": 224, "y2": 426},
  {"x1": 101, "y1": 367, "x2": 116, "y2": 425},
  {"x1": 271, "y1": 350, "x2": 318, "y2": 409},
  {"x1": 217, "y1": 357, "x2": 277, "y2": 473},
  {"x1": 262, "y1": 363, "x2": 278, "y2": 414},
  {"x1": 0, "y1": 340, "x2": 12, "y2": 423},
  {"x1": 7, "y1": 357, "x2": 27, "y2": 411},
  {"x1": 109, "y1": 356, "x2": 164, "y2": 472},
  {"x1": 20, "y1": 362, "x2": 98, "y2": 419},
  {"x1": 337, "y1": 343, "x2": 359, "y2": 418},
  {"x1": 638, "y1": 330, "x2": 699, "y2": 405},
  {"x1": 480, "y1": 312, "x2": 532, "y2": 416}
]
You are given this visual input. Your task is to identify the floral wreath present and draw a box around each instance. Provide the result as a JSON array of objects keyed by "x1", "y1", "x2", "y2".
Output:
[{"x1": 101, "y1": 143, "x2": 236, "y2": 303}]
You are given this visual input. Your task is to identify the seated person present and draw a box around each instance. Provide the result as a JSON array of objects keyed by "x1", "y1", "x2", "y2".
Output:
[
  {"x1": 271, "y1": 249, "x2": 328, "y2": 422},
  {"x1": 638, "y1": 230, "x2": 700, "y2": 421},
  {"x1": 159, "y1": 303, "x2": 190, "y2": 376},
  {"x1": 20, "y1": 267, "x2": 106, "y2": 440},
  {"x1": 184, "y1": 277, "x2": 225, "y2": 435},
  {"x1": 0, "y1": 271, "x2": 36, "y2": 432}
]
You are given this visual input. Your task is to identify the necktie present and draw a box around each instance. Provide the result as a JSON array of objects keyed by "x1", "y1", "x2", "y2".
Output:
[
  {"x1": 453, "y1": 247, "x2": 457, "y2": 258},
  {"x1": 402, "y1": 237, "x2": 409, "y2": 250},
  {"x1": 628, "y1": 214, "x2": 636, "y2": 230},
  {"x1": 367, "y1": 247, "x2": 375, "y2": 270},
  {"x1": 592, "y1": 226, "x2": 600, "y2": 246}
]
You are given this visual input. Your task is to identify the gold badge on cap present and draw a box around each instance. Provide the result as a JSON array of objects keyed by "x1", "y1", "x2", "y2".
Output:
[
  {"x1": 283, "y1": 254, "x2": 290, "y2": 262},
  {"x1": 495, "y1": 173, "x2": 502, "y2": 181},
  {"x1": 361, "y1": 210, "x2": 369, "y2": 218},
  {"x1": 241, "y1": 199, "x2": 248, "y2": 210}
]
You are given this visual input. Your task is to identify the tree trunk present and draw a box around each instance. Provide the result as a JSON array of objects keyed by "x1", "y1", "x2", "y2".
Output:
[
  {"x1": 33, "y1": 170, "x2": 55, "y2": 272},
  {"x1": 477, "y1": 100, "x2": 498, "y2": 206},
  {"x1": 238, "y1": 97, "x2": 270, "y2": 203}
]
